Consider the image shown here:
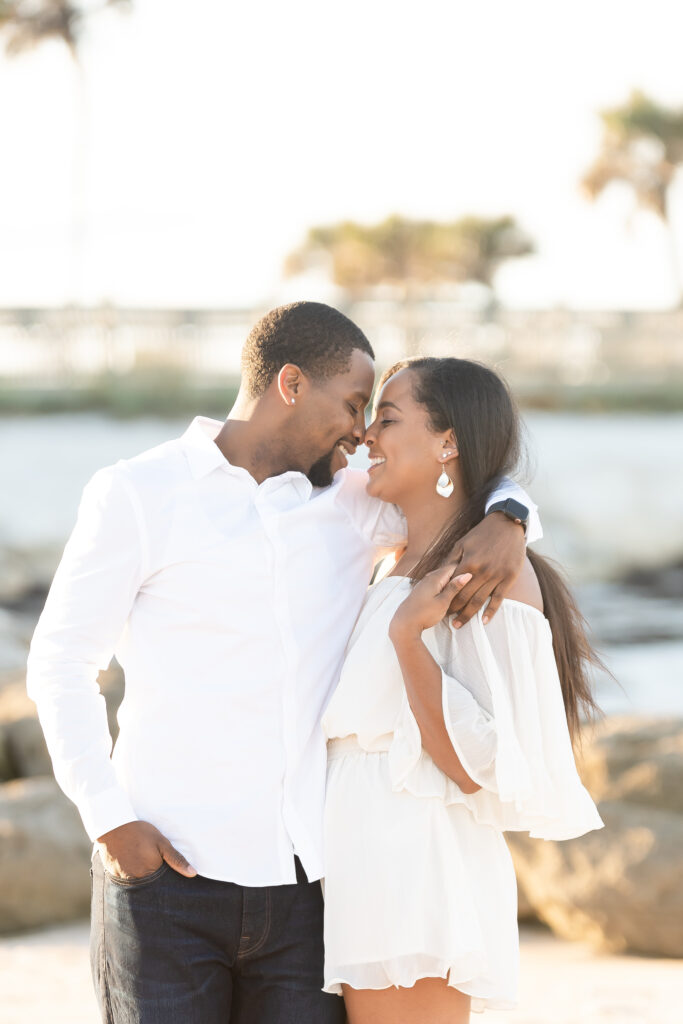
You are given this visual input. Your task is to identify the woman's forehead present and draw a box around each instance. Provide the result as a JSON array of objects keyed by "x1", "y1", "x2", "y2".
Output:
[{"x1": 375, "y1": 368, "x2": 415, "y2": 407}]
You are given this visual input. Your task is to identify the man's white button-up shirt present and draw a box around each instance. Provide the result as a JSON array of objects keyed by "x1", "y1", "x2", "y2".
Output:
[{"x1": 27, "y1": 417, "x2": 541, "y2": 886}]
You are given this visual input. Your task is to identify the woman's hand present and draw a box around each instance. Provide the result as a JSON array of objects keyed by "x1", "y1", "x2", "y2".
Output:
[{"x1": 389, "y1": 565, "x2": 472, "y2": 641}]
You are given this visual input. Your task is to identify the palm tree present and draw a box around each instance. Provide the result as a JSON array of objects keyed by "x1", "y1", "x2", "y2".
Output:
[
  {"x1": 286, "y1": 214, "x2": 534, "y2": 353},
  {"x1": 0, "y1": 1, "x2": 130, "y2": 301},
  {"x1": 582, "y1": 90, "x2": 683, "y2": 306},
  {"x1": 0, "y1": 1, "x2": 128, "y2": 58}
]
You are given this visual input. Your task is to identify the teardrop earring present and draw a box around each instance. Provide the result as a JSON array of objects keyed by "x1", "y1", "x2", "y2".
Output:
[{"x1": 436, "y1": 469, "x2": 454, "y2": 498}]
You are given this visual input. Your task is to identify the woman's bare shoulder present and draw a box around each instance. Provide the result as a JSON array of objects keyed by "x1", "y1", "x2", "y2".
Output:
[{"x1": 505, "y1": 556, "x2": 544, "y2": 613}]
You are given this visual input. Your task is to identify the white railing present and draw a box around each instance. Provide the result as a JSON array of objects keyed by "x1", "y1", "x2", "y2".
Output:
[{"x1": 0, "y1": 304, "x2": 682, "y2": 387}]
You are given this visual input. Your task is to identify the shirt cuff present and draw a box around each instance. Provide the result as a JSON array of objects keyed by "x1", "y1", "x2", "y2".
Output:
[
  {"x1": 485, "y1": 481, "x2": 543, "y2": 544},
  {"x1": 78, "y1": 786, "x2": 139, "y2": 842}
]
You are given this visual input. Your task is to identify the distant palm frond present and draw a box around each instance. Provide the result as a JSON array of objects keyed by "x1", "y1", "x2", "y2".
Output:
[
  {"x1": 581, "y1": 90, "x2": 683, "y2": 219},
  {"x1": 581, "y1": 90, "x2": 683, "y2": 305},
  {"x1": 0, "y1": 0, "x2": 129, "y2": 59}
]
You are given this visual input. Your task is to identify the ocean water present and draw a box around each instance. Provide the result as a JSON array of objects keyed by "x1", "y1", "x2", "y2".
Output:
[
  {"x1": 1, "y1": 411, "x2": 682, "y2": 714},
  {"x1": 2, "y1": 410, "x2": 682, "y2": 578}
]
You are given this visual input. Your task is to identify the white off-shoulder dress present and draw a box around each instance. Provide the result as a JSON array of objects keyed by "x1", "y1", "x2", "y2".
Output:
[{"x1": 321, "y1": 574, "x2": 603, "y2": 1012}]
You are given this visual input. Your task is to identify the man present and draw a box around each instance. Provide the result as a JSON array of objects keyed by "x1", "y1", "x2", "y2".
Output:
[{"x1": 28, "y1": 301, "x2": 540, "y2": 1024}]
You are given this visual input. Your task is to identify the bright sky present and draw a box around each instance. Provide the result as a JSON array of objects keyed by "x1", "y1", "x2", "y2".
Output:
[{"x1": 1, "y1": 0, "x2": 682, "y2": 309}]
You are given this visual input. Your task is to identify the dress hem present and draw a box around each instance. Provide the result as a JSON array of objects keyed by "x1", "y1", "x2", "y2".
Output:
[{"x1": 323, "y1": 959, "x2": 517, "y2": 1013}]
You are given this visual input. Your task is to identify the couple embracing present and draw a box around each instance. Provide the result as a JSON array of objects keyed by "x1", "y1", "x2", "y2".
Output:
[{"x1": 28, "y1": 301, "x2": 602, "y2": 1024}]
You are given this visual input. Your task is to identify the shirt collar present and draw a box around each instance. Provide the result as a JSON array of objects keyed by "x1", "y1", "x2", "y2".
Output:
[
  {"x1": 180, "y1": 416, "x2": 314, "y2": 503},
  {"x1": 180, "y1": 417, "x2": 231, "y2": 479}
]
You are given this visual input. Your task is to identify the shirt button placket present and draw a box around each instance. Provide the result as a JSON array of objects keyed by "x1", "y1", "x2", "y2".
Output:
[{"x1": 257, "y1": 494, "x2": 299, "y2": 880}]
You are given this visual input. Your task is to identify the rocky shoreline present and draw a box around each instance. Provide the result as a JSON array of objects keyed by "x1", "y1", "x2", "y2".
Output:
[
  {"x1": 1, "y1": 648, "x2": 682, "y2": 957},
  {"x1": 1, "y1": 552, "x2": 682, "y2": 955}
]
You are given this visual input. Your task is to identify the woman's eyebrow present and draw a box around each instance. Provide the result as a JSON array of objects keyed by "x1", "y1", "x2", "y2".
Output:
[{"x1": 377, "y1": 400, "x2": 401, "y2": 411}]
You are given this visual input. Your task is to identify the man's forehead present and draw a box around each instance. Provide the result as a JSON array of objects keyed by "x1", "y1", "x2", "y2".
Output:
[{"x1": 340, "y1": 350, "x2": 375, "y2": 394}]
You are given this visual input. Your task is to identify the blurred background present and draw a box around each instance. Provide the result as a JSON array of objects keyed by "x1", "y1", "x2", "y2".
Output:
[{"x1": 1, "y1": 2, "x2": 682, "y2": 1022}]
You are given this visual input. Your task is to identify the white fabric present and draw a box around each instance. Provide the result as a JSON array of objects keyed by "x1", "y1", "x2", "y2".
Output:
[
  {"x1": 321, "y1": 576, "x2": 603, "y2": 1008},
  {"x1": 27, "y1": 415, "x2": 539, "y2": 887}
]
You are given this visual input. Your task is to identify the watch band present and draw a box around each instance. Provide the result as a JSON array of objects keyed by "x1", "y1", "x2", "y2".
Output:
[{"x1": 486, "y1": 498, "x2": 529, "y2": 535}]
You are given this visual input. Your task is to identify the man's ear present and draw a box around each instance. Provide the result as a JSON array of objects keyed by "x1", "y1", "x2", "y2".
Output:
[
  {"x1": 277, "y1": 364, "x2": 303, "y2": 407},
  {"x1": 438, "y1": 430, "x2": 459, "y2": 464}
]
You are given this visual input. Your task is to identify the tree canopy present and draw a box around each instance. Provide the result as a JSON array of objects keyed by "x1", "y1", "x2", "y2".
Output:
[
  {"x1": 582, "y1": 90, "x2": 683, "y2": 304},
  {"x1": 286, "y1": 214, "x2": 534, "y2": 296},
  {"x1": 582, "y1": 90, "x2": 683, "y2": 220}
]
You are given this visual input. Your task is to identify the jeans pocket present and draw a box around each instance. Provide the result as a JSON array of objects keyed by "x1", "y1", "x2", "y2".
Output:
[{"x1": 104, "y1": 861, "x2": 170, "y2": 889}]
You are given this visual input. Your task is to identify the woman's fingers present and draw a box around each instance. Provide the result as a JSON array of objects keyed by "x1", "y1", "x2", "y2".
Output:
[
  {"x1": 446, "y1": 574, "x2": 481, "y2": 617},
  {"x1": 429, "y1": 565, "x2": 472, "y2": 597},
  {"x1": 449, "y1": 572, "x2": 472, "y2": 592},
  {"x1": 427, "y1": 563, "x2": 459, "y2": 591}
]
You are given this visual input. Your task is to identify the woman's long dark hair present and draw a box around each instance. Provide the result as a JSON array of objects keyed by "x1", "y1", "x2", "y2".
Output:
[{"x1": 380, "y1": 357, "x2": 602, "y2": 742}]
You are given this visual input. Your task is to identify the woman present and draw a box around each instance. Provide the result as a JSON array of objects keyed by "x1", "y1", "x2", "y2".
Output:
[{"x1": 321, "y1": 357, "x2": 604, "y2": 1023}]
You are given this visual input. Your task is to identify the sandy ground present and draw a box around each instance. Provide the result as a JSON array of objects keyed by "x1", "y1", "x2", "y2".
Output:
[{"x1": 0, "y1": 921, "x2": 681, "y2": 1024}]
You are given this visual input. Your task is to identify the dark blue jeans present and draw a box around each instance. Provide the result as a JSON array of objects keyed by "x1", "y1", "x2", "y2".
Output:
[{"x1": 90, "y1": 850, "x2": 345, "y2": 1024}]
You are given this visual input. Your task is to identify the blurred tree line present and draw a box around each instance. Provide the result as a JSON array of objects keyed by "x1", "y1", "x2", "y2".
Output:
[
  {"x1": 1, "y1": 12, "x2": 682, "y2": 314},
  {"x1": 287, "y1": 92, "x2": 683, "y2": 318},
  {"x1": 286, "y1": 214, "x2": 534, "y2": 352}
]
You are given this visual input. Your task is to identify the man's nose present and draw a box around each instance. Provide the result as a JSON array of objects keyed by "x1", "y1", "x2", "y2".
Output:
[{"x1": 353, "y1": 418, "x2": 366, "y2": 444}]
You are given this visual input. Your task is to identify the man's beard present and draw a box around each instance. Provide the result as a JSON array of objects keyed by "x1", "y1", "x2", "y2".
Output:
[{"x1": 307, "y1": 450, "x2": 336, "y2": 488}]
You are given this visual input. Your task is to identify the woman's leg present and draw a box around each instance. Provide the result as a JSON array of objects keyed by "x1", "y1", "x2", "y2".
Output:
[{"x1": 343, "y1": 978, "x2": 470, "y2": 1024}]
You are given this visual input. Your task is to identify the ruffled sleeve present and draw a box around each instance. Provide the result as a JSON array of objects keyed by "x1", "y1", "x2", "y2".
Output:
[{"x1": 387, "y1": 601, "x2": 603, "y2": 841}]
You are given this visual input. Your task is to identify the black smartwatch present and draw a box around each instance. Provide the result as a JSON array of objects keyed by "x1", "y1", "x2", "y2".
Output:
[{"x1": 486, "y1": 498, "x2": 529, "y2": 535}]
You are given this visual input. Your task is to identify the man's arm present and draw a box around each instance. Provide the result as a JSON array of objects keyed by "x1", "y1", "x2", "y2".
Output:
[
  {"x1": 27, "y1": 465, "x2": 195, "y2": 879},
  {"x1": 341, "y1": 469, "x2": 541, "y2": 628},
  {"x1": 446, "y1": 479, "x2": 541, "y2": 628}
]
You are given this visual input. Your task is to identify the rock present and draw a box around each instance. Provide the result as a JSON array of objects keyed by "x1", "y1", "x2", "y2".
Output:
[
  {"x1": 0, "y1": 675, "x2": 51, "y2": 777},
  {"x1": 0, "y1": 546, "x2": 57, "y2": 605},
  {"x1": 622, "y1": 559, "x2": 683, "y2": 599},
  {"x1": 578, "y1": 715, "x2": 683, "y2": 815},
  {"x1": 0, "y1": 663, "x2": 125, "y2": 780},
  {"x1": 507, "y1": 715, "x2": 683, "y2": 956},
  {"x1": 0, "y1": 608, "x2": 29, "y2": 675},
  {"x1": 0, "y1": 729, "x2": 13, "y2": 782},
  {"x1": 0, "y1": 777, "x2": 91, "y2": 933},
  {"x1": 515, "y1": 876, "x2": 535, "y2": 921},
  {"x1": 99, "y1": 662, "x2": 125, "y2": 740},
  {"x1": 508, "y1": 800, "x2": 683, "y2": 957},
  {"x1": 4, "y1": 716, "x2": 52, "y2": 777}
]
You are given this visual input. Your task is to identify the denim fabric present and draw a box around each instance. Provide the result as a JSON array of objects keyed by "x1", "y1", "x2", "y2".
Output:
[{"x1": 90, "y1": 851, "x2": 345, "y2": 1024}]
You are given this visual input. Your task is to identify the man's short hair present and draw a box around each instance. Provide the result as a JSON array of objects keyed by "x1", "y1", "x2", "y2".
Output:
[{"x1": 241, "y1": 301, "x2": 375, "y2": 399}]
